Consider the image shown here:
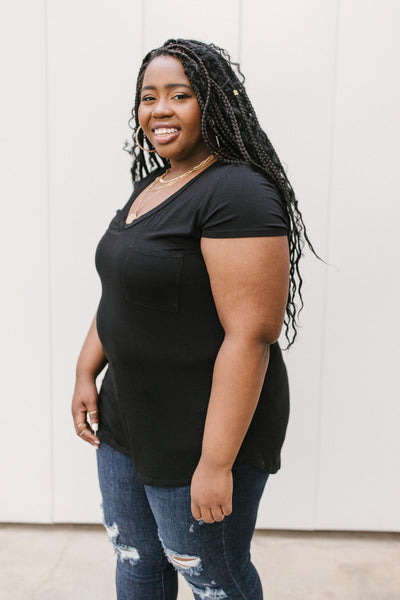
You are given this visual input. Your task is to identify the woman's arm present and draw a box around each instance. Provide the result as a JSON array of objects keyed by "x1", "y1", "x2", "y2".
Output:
[
  {"x1": 71, "y1": 313, "x2": 108, "y2": 447},
  {"x1": 191, "y1": 236, "x2": 289, "y2": 523}
]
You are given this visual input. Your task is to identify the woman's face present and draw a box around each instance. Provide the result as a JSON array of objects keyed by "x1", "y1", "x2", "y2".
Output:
[{"x1": 138, "y1": 55, "x2": 209, "y2": 166}]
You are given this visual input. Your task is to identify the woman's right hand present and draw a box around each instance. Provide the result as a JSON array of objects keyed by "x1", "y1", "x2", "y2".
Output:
[{"x1": 71, "y1": 375, "x2": 100, "y2": 448}]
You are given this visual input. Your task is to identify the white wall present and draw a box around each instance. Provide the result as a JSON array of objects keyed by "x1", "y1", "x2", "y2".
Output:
[
  {"x1": 1, "y1": 0, "x2": 399, "y2": 530},
  {"x1": 0, "y1": 0, "x2": 52, "y2": 522}
]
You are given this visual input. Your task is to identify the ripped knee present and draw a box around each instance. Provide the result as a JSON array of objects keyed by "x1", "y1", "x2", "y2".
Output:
[
  {"x1": 103, "y1": 520, "x2": 140, "y2": 566},
  {"x1": 168, "y1": 553, "x2": 202, "y2": 572},
  {"x1": 187, "y1": 582, "x2": 228, "y2": 600},
  {"x1": 158, "y1": 535, "x2": 203, "y2": 576},
  {"x1": 158, "y1": 536, "x2": 228, "y2": 598},
  {"x1": 165, "y1": 549, "x2": 203, "y2": 576}
]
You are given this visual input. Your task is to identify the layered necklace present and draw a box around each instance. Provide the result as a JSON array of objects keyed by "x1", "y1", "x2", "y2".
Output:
[{"x1": 126, "y1": 154, "x2": 214, "y2": 224}]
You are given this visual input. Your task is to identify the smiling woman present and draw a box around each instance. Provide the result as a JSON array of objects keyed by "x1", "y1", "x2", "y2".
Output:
[
  {"x1": 139, "y1": 56, "x2": 207, "y2": 162},
  {"x1": 71, "y1": 39, "x2": 316, "y2": 600},
  {"x1": 124, "y1": 55, "x2": 216, "y2": 224}
]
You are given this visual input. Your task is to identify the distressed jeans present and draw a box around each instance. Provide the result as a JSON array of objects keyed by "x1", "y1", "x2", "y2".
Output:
[{"x1": 97, "y1": 442, "x2": 269, "y2": 600}]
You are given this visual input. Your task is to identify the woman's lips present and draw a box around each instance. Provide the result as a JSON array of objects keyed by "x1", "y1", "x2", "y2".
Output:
[{"x1": 152, "y1": 127, "x2": 180, "y2": 145}]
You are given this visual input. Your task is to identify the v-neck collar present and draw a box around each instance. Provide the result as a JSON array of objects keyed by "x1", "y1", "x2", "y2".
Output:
[{"x1": 121, "y1": 161, "x2": 220, "y2": 230}]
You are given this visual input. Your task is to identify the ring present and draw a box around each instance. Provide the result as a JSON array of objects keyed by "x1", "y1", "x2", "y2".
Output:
[
  {"x1": 76, "y1": 422, "x2": 86, "y2": 428},
  {"x1": 89, "y1": 410, "x2": 98, "y2": 415},
  {"x1": 79, "y1": 428, "x2": 87, "y2": 437}
]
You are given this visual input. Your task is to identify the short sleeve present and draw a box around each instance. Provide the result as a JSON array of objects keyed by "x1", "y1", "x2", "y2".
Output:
[{"x1": 199, "y1": 164, "x2": 288, "y2": 238}]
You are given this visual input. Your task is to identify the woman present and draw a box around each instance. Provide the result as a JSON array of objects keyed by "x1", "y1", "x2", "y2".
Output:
[{"x1": 72, "y1": 39, "x2": 314, "y2": 600}]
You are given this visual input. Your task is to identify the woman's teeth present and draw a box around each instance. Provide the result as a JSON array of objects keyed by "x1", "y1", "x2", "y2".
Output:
[{"x1": 154, "y1": 128, "x2": 178, "y2": 136}]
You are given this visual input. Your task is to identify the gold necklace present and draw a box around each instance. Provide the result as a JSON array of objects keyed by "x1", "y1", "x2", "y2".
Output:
[
  {"x1": 126, "y1": 154, "x2": 214, "y2": 224},
  {"x1": 157, "y1": 154, "x2": 214, "y2": 186}
]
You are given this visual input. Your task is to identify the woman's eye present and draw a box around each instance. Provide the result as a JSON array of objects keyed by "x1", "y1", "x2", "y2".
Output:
[
  {"x1": 141, "y1": 96, "x2": 155, "y2": 102},
  {"x1": 173, "y1": 93, "x2": 190, "y2": 100}
]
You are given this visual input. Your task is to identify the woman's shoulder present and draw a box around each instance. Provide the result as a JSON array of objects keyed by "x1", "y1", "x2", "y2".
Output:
[
  {"x1": 203, "y1": 161, "x2": 281, "y2": 204},
  {"x1": 206, "y1": 161, "x2": 279, "y2": 197},
  {"x1": 198, "y1": 161, "x2": 288, "y2": 237},
  {"x1": 207, "y1": 160, "x2": 262, "y2": 179}
]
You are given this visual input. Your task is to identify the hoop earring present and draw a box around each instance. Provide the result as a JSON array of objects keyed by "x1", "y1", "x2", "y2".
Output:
[{"x1": 135, "y1": 125, "x2": 156, "y2": 153}]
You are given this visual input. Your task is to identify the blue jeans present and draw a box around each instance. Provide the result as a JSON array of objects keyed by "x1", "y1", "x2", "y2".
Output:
[{"x1": 97, "y1": 442, "x2": 269, "y2": 600}]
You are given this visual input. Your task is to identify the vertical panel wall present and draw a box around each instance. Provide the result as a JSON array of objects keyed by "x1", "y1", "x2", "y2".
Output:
[
  {"x1": 1, "y1": 0, "x2": 400, "y2": 530},
  {"x1": 0, "y1": 0, "x2": 52, "y2": 521},
  {"x1": 142, "y1": 0, "x2": 241, "y2": 58},
  {"x1": 316, "y1": 0, "x2": 400, "y2": 530},
  {"x1": 241, "y1": 0, "x2": 338, "y2": 528},
  {"x1": 47, "y1": 0, "x2": 143, "y2": 522}
]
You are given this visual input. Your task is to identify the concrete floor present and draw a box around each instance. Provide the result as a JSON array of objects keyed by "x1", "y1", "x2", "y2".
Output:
[{"x1": 1, "y1": 525, "x2": 399, "y2": 600}]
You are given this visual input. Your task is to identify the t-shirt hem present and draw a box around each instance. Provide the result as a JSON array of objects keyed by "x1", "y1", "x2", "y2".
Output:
[
  {"x1": 235, "y1": 454, "x2": 281, "y2": 475},
  {"x1": 98, "y1": 430, "x2": 131, "y2": 457},
  {"x1": 134, "y1": 471, "x2": 193, "y2": 488},
  {"x1": 135, "y1": 457, "x2": 281, "y2": 488}
]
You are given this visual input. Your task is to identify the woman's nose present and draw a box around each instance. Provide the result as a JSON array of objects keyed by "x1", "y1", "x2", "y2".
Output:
[{"x1": 152, "y1": 97, "x2": 173, "y2": 118}]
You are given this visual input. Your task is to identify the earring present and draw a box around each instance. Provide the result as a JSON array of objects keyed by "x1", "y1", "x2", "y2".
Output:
[{"x1": 135, "y1": 125, "x2": 156, "y2": 153}]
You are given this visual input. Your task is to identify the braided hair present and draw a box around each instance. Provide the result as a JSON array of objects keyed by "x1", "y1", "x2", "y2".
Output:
[{"x1": 126, "y1": 39, "x2": 319, "y2": 348}]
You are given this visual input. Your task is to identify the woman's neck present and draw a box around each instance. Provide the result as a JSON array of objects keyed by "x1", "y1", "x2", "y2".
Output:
[
  {"x1": 165, "y1": 152, "x2": 216, "y2": 181},
  {"x1": 167, "y1": 147, "x2": 213, "y2": 178}
]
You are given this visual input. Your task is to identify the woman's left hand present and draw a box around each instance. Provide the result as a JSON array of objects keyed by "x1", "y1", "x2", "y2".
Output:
[{"x1": 190, "y1": 460, "x2": 233, "y2": 523}]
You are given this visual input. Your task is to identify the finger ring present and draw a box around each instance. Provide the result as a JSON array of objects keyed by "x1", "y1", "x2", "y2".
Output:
[
  {"x1": 76, "y1": 422, "x2": 86, "y2": 428},
  {"x1": 79, "y1": 428, "x2": 87, "y2": 437},
  {"x1": 89, "y1": 410, "x2": 98, "y2": 415}
]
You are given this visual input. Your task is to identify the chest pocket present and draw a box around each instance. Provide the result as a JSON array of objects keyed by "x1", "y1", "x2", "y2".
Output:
[{"x1": 123, "y1": 246, "x2": 184, "y2": 313}]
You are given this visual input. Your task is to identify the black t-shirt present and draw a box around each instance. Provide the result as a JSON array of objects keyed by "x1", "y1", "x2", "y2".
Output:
[{"x1": 95, "y1": 161, "x2": 290, "y2": 486}]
